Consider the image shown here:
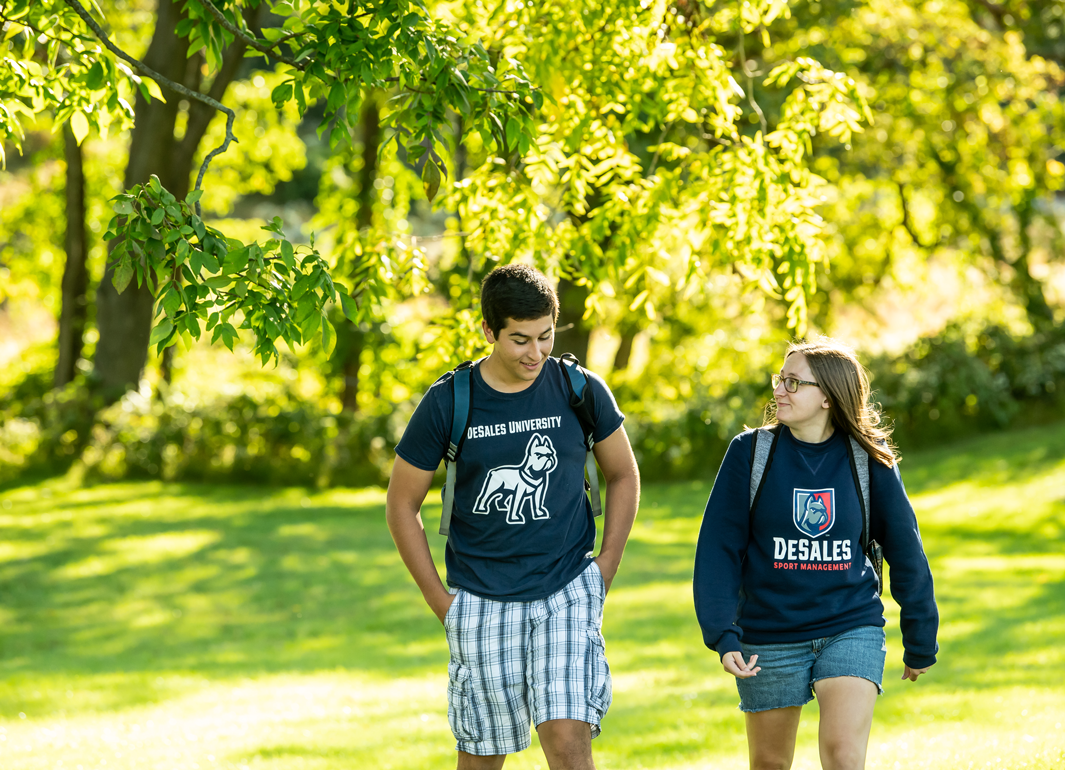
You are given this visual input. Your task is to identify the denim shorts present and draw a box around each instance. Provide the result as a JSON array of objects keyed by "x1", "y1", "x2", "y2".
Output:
[
  {"x1": 443, "y1": 559, "x2": 611, "y2": 756},
  {"x1": 735, "y1": 625, "x2": 886, "y2": 713}
]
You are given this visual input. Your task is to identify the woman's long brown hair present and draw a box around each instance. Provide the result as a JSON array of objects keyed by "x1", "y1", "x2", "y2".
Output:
[{"x1": 765, "y1": 337, "x2": 898, "y2": 466}]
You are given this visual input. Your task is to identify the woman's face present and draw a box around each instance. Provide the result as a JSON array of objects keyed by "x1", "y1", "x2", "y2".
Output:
[{"x1": 773, "y1": 352, "x2": 831, "y2": 432}]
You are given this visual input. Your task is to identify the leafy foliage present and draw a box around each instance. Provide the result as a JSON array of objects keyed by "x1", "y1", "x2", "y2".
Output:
[
  {"x1": 107, "y1": 177, "x2": 367, "y2": 364},
  {"x1": 438, "y1": 0, "x2": 872, "y2": 340},
  {"x1": 867, "y1": 321, "x2": 1065, "y2": 447},
  {"x1": 780, "y1": 0, "x2": 1065, "y2": 330}
]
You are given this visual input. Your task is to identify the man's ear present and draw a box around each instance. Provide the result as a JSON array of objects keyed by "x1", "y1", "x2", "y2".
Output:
[{"x1": 482, "y1": 319, "x2": 496, "y2": 344}]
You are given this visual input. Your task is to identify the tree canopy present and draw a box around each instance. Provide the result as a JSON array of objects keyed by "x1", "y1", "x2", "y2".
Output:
[{"x1": 1, "y1": 0, "x2": 871, "y2": 392}]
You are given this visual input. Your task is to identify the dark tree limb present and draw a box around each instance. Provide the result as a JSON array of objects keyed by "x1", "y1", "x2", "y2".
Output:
[
  {"x1": 197, "y1": 0, "x2": 308, "y2": 71},
  {"x1": 62, "y1": 0, "x2": 237, "y2": 208},
  {"x1": 896, "y1": 181, "x2": 942, "y2": 250},
  {"x1": 176, "y1": 6, "x2": 263, "y2": 180},
  {"x1": 969, "y1": 0, "x2": 1010, "y2": 27},
  {"x1": 56, "y1": 125, "x2": 90, "y2": 388},
  {"x1": 736, "y1": 7, "x2": 768, "y2": 137}
]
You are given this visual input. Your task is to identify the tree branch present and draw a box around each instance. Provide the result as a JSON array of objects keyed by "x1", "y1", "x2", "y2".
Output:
[
  {"x1": 381, "y1": 75, "x2": 525, "y2": 95},
  {"x1": 969, "y1": 0, "x2": 1009, "y2": 27},
  {"x1": 62, "y1": 0, "x2": 237, "y2": 212},
  {"x1": 197, "y1": 0, "x2": 308, "y2": 71},
  {"x1": 736, "y1": 7, "x2": 768, "y2": 137},
  {"x1": 896, "y1": 181, "x2": 941, "y2": 250},
  {"x1": 178, "y1": 6, "x2": 263, "y2": 175},
  {"x1": 0, "y1": 9, "x2": 90, "y2": 48},
  {"x1": 647, "y1": 120, "x2": 673, "y2": 177}
]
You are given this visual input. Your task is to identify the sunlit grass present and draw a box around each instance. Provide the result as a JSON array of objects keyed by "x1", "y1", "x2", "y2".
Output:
[{"x1": 1, "y1": 421, "x2": 1063, "y2": 768}]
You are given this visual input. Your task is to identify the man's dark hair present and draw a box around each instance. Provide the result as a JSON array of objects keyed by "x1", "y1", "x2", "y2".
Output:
[{"x1": 480, "y1": 264, "x2": 560, "y2": 337}]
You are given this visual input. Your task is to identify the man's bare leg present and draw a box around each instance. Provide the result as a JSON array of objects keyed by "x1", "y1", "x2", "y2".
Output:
[
  {"x1": 537, "y1": 718, "x2": 595, "y2": 770},
  {"x1": 457, "y1": 751, "x2": 505, "y2": 770}
]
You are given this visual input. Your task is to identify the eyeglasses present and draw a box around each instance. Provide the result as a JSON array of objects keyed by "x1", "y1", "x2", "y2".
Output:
[{"x1": 772, "y1": 374, "x2": 820, "y2": 393}]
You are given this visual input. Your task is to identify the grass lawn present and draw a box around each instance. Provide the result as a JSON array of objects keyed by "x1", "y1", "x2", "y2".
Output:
[{"x1": 1, "y1": 421, "x2": 1064, "y2": 769}]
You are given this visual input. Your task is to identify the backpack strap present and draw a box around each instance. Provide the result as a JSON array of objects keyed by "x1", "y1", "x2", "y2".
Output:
[
  {"x1": 439, "y1": 360, "x2": 474, "y2": 536},
  {"x1": 748, "y1": 424, "x2": 782, "y2": 517},
  {"x1": 559, "y1": 352, "x2": 601, "y2": 517},
  {"x1": 846, "y1": 434, "x2": 882, "y2": 595},
  {"x1": 846, "y1": 435, "x2": 871, "y2": 549}
]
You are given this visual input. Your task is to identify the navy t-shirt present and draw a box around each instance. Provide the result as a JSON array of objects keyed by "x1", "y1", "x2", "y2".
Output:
[{"x1": 396, "y1": 357, "x2": 625, "y2": 601}]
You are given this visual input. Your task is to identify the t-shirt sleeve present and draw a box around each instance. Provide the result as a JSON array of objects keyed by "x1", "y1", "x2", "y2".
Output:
[
  {"x1": 587, "y1": 370, "x2": 625, "y2": 443},
  {"x1": 394, "y1": 376, "x2": 452, "y2": 472}
]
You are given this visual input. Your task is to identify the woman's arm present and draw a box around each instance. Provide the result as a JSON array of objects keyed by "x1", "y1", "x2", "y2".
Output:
[
  {"x1": 694, "y1": 434, "x2": 755, "y2": 662},
  {"x1": 872, "y1": 461, "x2": 940, "y2": 672}
]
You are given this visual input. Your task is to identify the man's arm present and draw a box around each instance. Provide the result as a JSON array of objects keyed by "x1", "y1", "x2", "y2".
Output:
[
  {"x1": 592, "y1": 426, "x2": 640, "y2": 594},
  {"x1": 385, "y1": 455, "x2": 455, "y2": 624}
]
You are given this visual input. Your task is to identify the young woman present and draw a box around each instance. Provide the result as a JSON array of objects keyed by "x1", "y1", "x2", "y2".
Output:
[{"x1": 693, "y1": 337, "x2": 939, "y2": 770}]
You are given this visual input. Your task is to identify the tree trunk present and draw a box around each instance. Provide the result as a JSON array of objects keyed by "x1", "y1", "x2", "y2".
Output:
[
  {"x1": 553, "y1": 277, "x2": 591, "y2": 364},
  {"x1": 613, "y1": 328, "x2": 637, "y2": 371},
  {"x1": 1013, "y1": 204, "x2": 1056, "y2": 332},
  {"x1": 339, "y1": 99, "x2": 381, "y2": 411},
  {"x1": 1011, "y1": 252, "x2": 1056, "y2": 332},
  {"x1": 93, "y1": 0, "x2": 256, "y2": 398},
  {"x1": 56, "y1": 125, "x2": 90, "y2": 388}
]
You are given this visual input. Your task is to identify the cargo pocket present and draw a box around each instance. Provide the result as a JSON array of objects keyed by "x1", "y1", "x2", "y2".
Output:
[
  {"x1": 584, "y1": 626, "x2": 613, "y2": 720},
  {"x1": 447, "y1": 661, "x2": 483, "y2": 743}
]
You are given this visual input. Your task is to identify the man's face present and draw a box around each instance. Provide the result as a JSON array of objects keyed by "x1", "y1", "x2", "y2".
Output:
[{"x1": 482, "y1": 315, "x2": 555, "y2": 386}]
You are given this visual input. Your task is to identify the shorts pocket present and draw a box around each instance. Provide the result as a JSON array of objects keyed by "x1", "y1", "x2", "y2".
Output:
[
  {"x1": 447, "y1": 661, "x2": 483, "y2": 742},
  {"x1": 586, "y1": 559, "x2": 606, "y2": 601},
  {"x1": 584, "y1": 626, "x2": 612, "y2": 717},
  {"x1": 443, "y1": 590, "x2": 464, "y2": 631}
]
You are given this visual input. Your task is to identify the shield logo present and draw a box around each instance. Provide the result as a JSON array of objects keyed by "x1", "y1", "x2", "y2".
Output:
[{"x1": 793, "y1": 488, "x2": 835, "y2": 538}]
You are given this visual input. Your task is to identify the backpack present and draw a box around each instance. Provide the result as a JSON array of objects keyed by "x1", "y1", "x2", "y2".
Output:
[
  {"x1": 437, "y1": 352, "x2": 601, "y2": 536},
  {"x1": 748, "y1": 425, "x2": 884, "y2": 595}
]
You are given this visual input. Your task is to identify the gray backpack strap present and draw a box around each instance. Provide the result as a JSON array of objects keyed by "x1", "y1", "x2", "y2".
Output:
[
  {"x1": 748, "y1": 431, "x2": 773, "y2": 510},
  {"x1": 439, "y1": 362, "x2": 474, "y2": 537},
  {"x1": 585, "y1": 450, "x2": 601, "y2": 517},
  {"x1": 748, "y1": 425, "x2": 782, "y2": 514},
  {"x1": 847, "y1": 435, "x2": 871, "y2": 543},
  {"x1": 559, "y1": 353, "x2": 601, "y2": 517},
  {"x1": 846, "y1": 435, "x2": 882, "y2": 595}
]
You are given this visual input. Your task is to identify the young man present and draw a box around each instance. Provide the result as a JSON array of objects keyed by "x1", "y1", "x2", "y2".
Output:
[{"x1": 386, "y1": 264, "x2": 640, "y2": 770}]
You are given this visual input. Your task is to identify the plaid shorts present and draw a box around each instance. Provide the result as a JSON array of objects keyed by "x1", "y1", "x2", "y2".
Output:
[{"x1": 443, "y1": 558, "x2": 612, "y2": 756}]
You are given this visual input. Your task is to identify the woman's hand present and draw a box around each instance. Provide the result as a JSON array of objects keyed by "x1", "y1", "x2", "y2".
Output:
[
  {"x1": 722, "y1": 651, "x2": 761, "y2": 678},
  {"x1": 902, "y1": 663, "x2": 932, "y2": 681}
]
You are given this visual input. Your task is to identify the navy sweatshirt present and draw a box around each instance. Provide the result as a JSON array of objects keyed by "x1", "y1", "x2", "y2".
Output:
[{"x1": 693, "y1": 426, "x2": 939, "y2": 669}]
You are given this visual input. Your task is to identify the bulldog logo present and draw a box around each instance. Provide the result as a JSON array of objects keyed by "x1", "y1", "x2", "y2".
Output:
[
  {"x1": 793, "y1": 488, "x2": 835, "y2": 538},
  {"x1": 473, "y1": 433, "x2": 558, "y2": 524}
]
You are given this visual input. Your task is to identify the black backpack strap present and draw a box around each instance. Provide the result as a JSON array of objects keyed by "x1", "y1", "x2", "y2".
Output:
[
  {"x1": 439, "y1": 360, "x2": 474, "y2": 536},
  {"x1": 748, "y1": 424, "x2": 782, "y2": 519},
  {"x1": 559, "y1": 352, "x2": 601, "y2": 516}
]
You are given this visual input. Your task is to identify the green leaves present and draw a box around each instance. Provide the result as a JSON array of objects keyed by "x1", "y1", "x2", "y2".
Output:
[
  {"x1": 421, "y1": 158, "x2": 442, "y2": 201},
  {"x1": 112, "y1": 255, "x2": 135, "y2": 295},
  {"x1": 0, "y1": 1, "x2": 139, "y2": 161},
  {"x1": 108, "y1": 175, "x2": 348, "y2": 362},
  {"x1": 149, "y1": 318, "x2": 174, "y2": 347}
]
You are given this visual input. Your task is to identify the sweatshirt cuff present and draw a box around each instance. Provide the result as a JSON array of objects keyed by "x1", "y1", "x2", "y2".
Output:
[
  {"x1": 714, "y1": 631, "x2": 743, "y2": 660},
  {"x1": 903, "y1": 650, "x2": 937, "y2": 669}
]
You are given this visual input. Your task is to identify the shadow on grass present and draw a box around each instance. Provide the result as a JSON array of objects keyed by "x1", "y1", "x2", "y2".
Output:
[
  {"x1": 1, "y1": 420, "x2": 1064, "y2": 720},
  {"x1": 901, "y1": 421, "x2": 1065, "y2": 494},
  {"x1": 0, "y1": 485, "x2": 448, "y2": 704}
]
